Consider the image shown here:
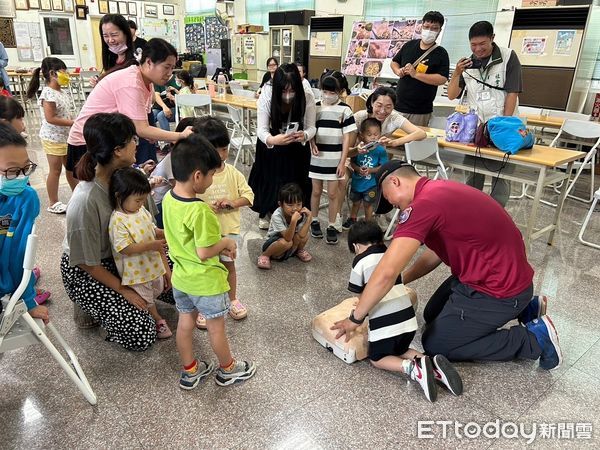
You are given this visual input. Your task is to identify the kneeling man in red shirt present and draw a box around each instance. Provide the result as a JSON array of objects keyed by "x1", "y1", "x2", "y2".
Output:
[{"x1": 333, "y1": 160, "x2": 562, "y2": 371}]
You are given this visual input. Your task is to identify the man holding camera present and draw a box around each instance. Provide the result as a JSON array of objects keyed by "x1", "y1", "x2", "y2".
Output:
[
  {"x1": 447, "y1": 21, "x2": 522, "y2": 207},
  {"x1": 391, "y1": 11, "x2": 450, "y2": 126}
]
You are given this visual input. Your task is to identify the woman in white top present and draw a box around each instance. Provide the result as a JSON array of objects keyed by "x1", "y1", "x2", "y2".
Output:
[
  {"x1": 248, "y1": 63, "x2": 316, "y2": 228},
  {"x1": 353, "y1": 87, "x2": 426, "y2": 146}
]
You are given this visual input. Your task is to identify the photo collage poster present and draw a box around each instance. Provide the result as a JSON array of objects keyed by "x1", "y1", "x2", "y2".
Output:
[
  {"x1": 185, "y1": 17, "x2": 206, "y2": 54},
  {"x1": 204, "y1": 16, "x2": 228, "y2": 50},
  {"x1": 343, "y1": 19, "x2": 423, "y2": 77}
]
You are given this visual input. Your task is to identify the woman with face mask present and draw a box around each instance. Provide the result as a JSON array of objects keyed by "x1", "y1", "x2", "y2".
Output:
[{"x1": 249, "y1": 63, "x2": 316, "y2": 229}]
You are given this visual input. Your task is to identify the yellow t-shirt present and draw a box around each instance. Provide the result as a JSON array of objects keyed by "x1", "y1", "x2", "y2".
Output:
[
  {"x1": 108, "y1": 208, "x2": 166, "y2": 286},
  {"x1": 198, "y1": 163, "x2": 254, "y2": 235},
  {"x1": 162, "y1": 191, "x2": 229, "y2": 296}
]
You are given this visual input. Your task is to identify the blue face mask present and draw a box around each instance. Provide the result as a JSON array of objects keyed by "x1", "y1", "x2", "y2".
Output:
[{"x1": 0, "y1": 175, "x2": 29, "y2": 196}]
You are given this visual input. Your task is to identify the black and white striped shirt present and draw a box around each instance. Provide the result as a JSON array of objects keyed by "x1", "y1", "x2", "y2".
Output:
[
  {"x1": 309, "y1": 101, "x2": 357, "y2": 181},
  {"x1": 348, "y1": 244, "x2": 418, "y2": 342}
]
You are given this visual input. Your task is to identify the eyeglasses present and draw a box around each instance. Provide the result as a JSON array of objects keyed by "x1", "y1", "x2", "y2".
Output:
[
  {"x1": 132, "y1": 136, "x2": 140, "y2": 146},
  {"x1": 0, "y1": 162, "x2": 37, "y2": 179},
  {"x1": 268, "y1": 63, "x2": 278, "y2": 67}
]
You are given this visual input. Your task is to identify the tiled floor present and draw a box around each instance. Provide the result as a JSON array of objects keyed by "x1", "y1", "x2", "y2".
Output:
[{"x1": 2, "y1": 111, "x2": 600, "y2": 448}]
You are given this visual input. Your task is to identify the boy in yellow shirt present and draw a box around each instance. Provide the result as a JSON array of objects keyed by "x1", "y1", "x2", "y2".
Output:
[{"x1": 196, "y1": 117, "x2": 254, "y2": 327}]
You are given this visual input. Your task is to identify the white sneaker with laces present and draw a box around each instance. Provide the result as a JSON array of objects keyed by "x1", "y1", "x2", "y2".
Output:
[
  {"x1": 258, "y1": 217, "x2": 270, "y2": 230},
  {"x1": 408, "y1": 356, "x2": 437, "y2": 402},
  {"x1": 47, "y1": 201, "x2": 67, "y2": 214}
]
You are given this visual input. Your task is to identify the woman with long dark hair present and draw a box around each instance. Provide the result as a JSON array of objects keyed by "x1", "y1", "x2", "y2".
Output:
[{"x1": 248, "y1": 63, "x2": 316, "y2": 229}]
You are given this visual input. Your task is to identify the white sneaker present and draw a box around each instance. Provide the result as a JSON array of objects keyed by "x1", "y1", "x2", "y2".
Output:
[
  {"x1": 258, "y1": 217, "x2": 270, "y2": 230},
  {"x1": 333, "y1": 213, "x2": 343, "y2": 233},
  {"x1": 47, "y1": 201, "x2": 67, "y2": 214},
  {"x1": 408, "y1": 356, "x2": 437, "y2": 402}
]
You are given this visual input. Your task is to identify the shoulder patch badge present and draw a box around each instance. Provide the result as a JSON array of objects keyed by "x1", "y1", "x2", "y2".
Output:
[{"x1": 399, "y1": 207, "x2": 412, "y2": 224}]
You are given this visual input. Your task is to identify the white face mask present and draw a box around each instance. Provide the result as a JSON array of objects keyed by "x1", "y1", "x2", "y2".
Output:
[
  {"x1": 321, "y1": 92, "x2": 339, "y2": 106},
  {"x1": 421, "y1": 29, "x2": 439, "y2": 45},
  {"x1": 282, "y1": 92, "x2": 295, "y2": 104}
]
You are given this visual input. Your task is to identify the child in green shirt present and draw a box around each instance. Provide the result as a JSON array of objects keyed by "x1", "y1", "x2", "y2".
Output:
[{"x1": 162, "y1": 134, "x2": 256, "y2": 389}]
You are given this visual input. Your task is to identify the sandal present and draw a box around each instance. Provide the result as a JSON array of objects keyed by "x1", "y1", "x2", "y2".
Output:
[
  {"x1": 229, "y1": 299, "x2": 248, "y2": 320},
  {"x1": 47, "y1": 201, "x2": 67, "y2": 214},
  {"x1": 257, "y1": 255, "x2": 271, "y2": 270},
  {"x1": 295, "y1": 249, "x2": 312, "y2": 262},
  {"x1": 32, "y1": 267, "x2": 41, "y2": 283},
  {"x1": 195, "y1": 313, "x2": 207, "y2": 330},
  {"x1": 34, "y1": 289, "x2": 51, "y2": 305}
]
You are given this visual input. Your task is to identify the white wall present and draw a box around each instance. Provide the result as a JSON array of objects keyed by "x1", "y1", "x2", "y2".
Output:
[{"x1": 314, "y1": 0, "x2": 364, "y2": 16}]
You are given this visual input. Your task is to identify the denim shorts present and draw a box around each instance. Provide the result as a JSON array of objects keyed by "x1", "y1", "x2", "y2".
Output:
[
  {"x1": 173, "y1": 288, "x2": 230, "y2": 319},
  {"x1": 349, "y1": 187, "x2": 377, "y2": 204}
]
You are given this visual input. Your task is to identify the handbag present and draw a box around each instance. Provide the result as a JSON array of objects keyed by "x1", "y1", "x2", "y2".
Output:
[
  {"x1": 487, "y1": 116, "x2": 534, "y2": 155},
  {"x1": 445, "y1": 109, "x2": 479, "y2": 143}
]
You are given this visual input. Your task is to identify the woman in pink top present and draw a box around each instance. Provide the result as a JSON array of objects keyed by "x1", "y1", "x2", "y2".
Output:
[{"x1": 66, "y1": 39, "x2": 192, "y2": 181}]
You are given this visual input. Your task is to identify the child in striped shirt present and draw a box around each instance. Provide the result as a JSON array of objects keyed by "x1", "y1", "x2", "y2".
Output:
[
  {"x1": 308, "y1": 71, "x2": 356, "y2": 245},
  {"x1": 345, "y1": 220, "x2": 463, "y2": 403}
]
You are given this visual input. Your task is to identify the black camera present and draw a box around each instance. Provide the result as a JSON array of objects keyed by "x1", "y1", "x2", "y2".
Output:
[{"x1": 469, "y1": 58, "x2": 483, "y2": 69}]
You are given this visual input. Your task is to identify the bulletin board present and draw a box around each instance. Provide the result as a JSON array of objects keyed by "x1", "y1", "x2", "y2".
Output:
[
  {"x1": 204, "y1": 16, "x2": 227, "y2": 50},
  {"x1": 509, "y1": 29, "x2": 583, "y2": 68},
  {"x1": 0, "y1": 18, "x2": 16, "y2": 48},
  {"x1": 184, "y1": 16, "x2": 205, "y2": 54},
  {"x1": 342, "y1": 19, "x2": 427, "y2": 78},
  {"x1": 13, "y1": 22, "x2": 44, "y2": 62},
  {"x1": 140, "y1": 18, "x2": 180, "y2": 50},
  {"x1": 310, "y1": 31, "x2": 342, "y2": 57}
]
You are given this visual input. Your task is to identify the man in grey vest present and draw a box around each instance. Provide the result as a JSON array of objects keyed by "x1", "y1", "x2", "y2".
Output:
[{"x1": 447, "y1": 21, "x2": 522, "y2": 207}]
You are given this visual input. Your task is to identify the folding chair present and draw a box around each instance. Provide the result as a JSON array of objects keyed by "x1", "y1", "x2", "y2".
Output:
[
  {"x1": 529, "y1": 120, "x2": 600, "y2": 207},
  {"x1": 227, "y1": 104, "x2": 256, "y2": 167},
  {"x1": 174, "y1": 93, "x2": 212, "y2": 124},
  {"x1": 0, "y1": 225, "x2": 97, "y2": 405},
  {"x1": 578, "y1": 188, "x2": 600, "y2": 249},
  {"x1": 384, "y1": 137, "x2": 448, "y2": 240},
  {"x1": 194, "y1": 79, "x2": 207, "y2": 91}
]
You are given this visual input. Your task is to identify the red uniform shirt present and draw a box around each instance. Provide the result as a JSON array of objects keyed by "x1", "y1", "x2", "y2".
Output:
[{"x1": 393, "y1": 178, "x2": 534, "y2": 298}]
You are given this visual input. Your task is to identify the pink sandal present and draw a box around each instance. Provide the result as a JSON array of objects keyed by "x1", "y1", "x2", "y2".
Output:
[
  {"x1": 35, "y1": 289, "x2": 51, "y2": 305},
  {"x1": 229, "y1": 299, "x2": 248, "y2": 320},
  {"x1": 295, "y1": 249, "x2": 312, "y2": 262},
  {"x1": 257, "y1": 255, "x2": 271, "y2": 270}
]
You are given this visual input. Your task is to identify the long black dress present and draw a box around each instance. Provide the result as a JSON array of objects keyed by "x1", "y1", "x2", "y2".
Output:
[{"x1": 248, "y1": 127, "x2": 312, "y2": 217}]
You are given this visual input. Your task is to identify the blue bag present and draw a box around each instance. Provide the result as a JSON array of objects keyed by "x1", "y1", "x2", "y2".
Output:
[
  {"x1": 486, "y1": 116, "x2": 534, "y2": 155},
  {"x1": 445, "y1": 110, "x2": 478, "y2": 143}
]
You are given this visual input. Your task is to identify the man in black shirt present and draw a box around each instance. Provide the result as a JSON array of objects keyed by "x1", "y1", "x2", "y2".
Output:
[
  {"x1": 391, "y1": 11, "x2": 450, "y2": 126},
  {"x1": 128, "y1": 20, "x2": 148, "y2": 60}
]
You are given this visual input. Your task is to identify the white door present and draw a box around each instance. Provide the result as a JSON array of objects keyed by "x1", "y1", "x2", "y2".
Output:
[{"x1": 39, "y1": 15, "x2": 80, "y2": 67}]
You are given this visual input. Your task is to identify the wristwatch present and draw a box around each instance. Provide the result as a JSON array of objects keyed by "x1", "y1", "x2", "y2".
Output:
[{"x1": 349, "y1": 309, "x2": 365, "y2": 325}]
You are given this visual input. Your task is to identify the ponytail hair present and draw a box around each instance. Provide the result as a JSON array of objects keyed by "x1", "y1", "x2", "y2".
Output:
[
  {"x1": 26, "y1": 68, "x2": 42, "y2": 100},
  {"x1": 75, "y1": 113, "x2": 137, "y2": 182},
  {"x1": 26, "y1": 57, "x2": 68, "y2": 99}
]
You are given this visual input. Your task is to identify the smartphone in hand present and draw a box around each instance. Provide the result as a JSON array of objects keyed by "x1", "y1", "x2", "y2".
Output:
[
  {"x1": 285, "y1": 122, "x2": 299, "y2": 135},
  {"x1": 361, "y1": 141, "x2": 378, "y2": 152}
]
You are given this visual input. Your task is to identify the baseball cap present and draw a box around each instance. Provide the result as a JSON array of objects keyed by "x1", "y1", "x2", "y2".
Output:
[{"x1": 373, "y1": 160, "x2": 413, "y2": 214}]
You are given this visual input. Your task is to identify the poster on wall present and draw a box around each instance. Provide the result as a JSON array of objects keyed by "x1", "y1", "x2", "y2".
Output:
[
  {"x1": 184, "y1": 16, "x2": 205, "y2": 54},
  {"x1": 140, "y1": 18, "x2": 179, "y2": 50},
  {"x1": 204, "y1": 16, "x2": 227, "y2": 50},
  {"x1": 554, "y1": 30, "x2": 575, "y2": 56},
  {"x1": 14, "y1": 22, "x2": 33, "y2": 61},
  {"x1": 521, "y1": 37, "x2": 547, "y2": 56},
  {"x1": 242, "y1": 35, "x2": 256, "y2": 65},
  {"x1": 343, "y1": 19, "x2": 425, "y2": 77}
]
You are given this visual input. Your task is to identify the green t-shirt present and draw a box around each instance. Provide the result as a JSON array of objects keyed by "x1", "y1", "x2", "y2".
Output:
[
  {"x1": 162, "y1": 191, "x2": 229, "y2": 296},
  {"x1": 154, "y1": 76, "x2": 179, "y2": 94}
]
